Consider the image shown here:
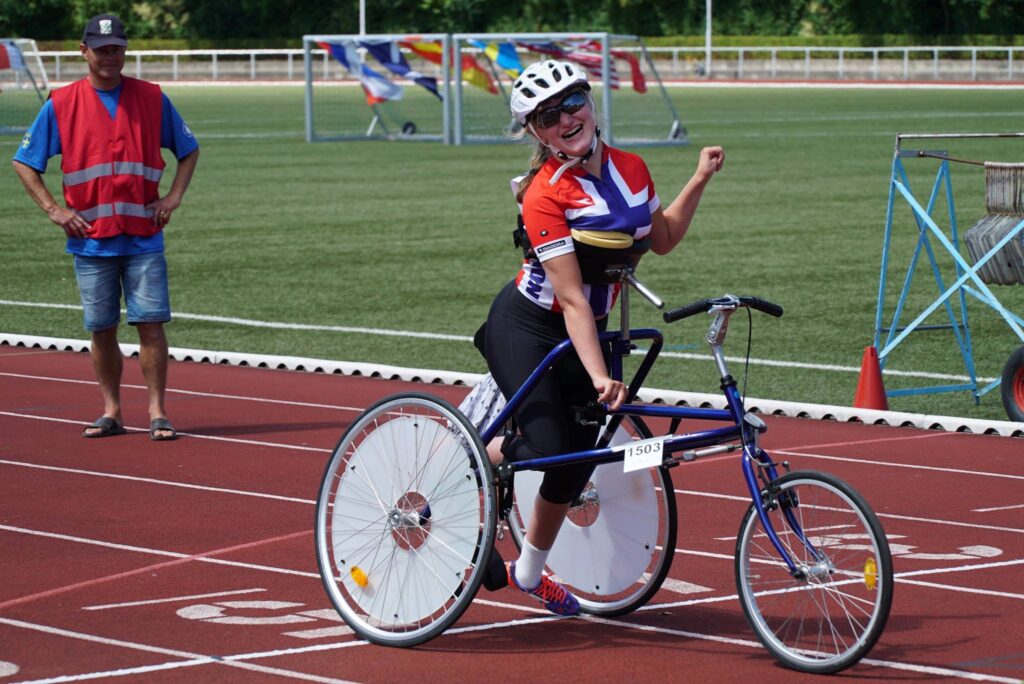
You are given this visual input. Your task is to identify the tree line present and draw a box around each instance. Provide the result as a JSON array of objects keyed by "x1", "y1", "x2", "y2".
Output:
[{"x1": 3, "y1": 0, "x2": 1024, "y2": 44}]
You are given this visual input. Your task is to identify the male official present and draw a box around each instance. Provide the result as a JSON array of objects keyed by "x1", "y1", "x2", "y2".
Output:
[{"x1": 12, "y1": 14, "x2": 199, "y2": 440}]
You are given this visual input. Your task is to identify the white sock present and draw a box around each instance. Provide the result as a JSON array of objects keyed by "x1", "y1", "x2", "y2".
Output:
[{"x1": 514, "y1": 539, "x2": 550, "y2": 589}]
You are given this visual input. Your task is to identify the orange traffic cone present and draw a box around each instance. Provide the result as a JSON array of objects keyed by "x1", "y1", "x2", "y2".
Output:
[{"x1": 853, "y1": 346, "x2": 889, "y2": 410}]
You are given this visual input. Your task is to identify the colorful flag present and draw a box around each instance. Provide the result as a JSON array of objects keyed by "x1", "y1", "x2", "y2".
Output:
[
  {"x1": 468, "y1": 40, "x2": 522, "y2": 78},
  {"x1": 400, "y1": 40, "x2": 444, "y2": 64},
  {"x1": 359, "y1": 39, "x2": 441, "y2": 100},
  {"x1": 318, "y1": 40, "x2": 403, "y2": 105},
  {"x1": 517, "y1": 41, "x2": 611, "y2": 86},
  {"x1": 517, "y1": 40, "x2": 647, "y2": 93},
  {"x1": 0, "y1": 40, "x2": 27, "y2": 71},
  {"x1": 401, "y1": 39, "x2": 497, "y2": 94},
  {"x1": 576, "y1": 39, "x2": 647, "y2": 93}
]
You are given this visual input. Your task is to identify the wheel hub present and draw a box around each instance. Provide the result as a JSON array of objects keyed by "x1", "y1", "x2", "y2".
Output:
[
  {"x1": 389, "y1": 491, "x2": 431, "y2": 550},
  {"x1": 567, "y1": 482, "x2": 600, "y2": 527}
]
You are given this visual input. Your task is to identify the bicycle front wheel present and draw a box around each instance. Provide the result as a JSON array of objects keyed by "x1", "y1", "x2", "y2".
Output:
[
  {"x1": 508, "y1": 416, "x2": 677, "y2": 616},
  {"x1": 734, "y1": 470, "x2": 893, "y2": 673},
  {"x1": 315, "y1": 393, "x2": 496, "y2": 647}
]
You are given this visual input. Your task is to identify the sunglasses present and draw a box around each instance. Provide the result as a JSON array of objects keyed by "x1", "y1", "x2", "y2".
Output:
[{"x1": 531, "y1": 89, "x2": 589, "y2": 129}]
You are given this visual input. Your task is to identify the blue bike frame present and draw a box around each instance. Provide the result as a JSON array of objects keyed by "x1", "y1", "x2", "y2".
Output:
[{"x1": 481, "y1": 325, "x2": 816, "y2": 577}]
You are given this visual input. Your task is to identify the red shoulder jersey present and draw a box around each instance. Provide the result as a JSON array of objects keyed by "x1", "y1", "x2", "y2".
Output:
[{"x1": 514, "y1": 145, "x2": 660, "y2": 315}]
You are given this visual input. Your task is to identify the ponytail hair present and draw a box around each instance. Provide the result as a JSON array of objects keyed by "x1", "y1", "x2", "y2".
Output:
[{"x1": 515, "y1": 142, "x2": 552, "y2": 203}]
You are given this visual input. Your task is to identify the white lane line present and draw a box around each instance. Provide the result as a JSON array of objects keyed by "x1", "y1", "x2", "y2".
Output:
[
  {"x1": 3, "y1": 526, "x2": 1020, "y2": 682},
  {"x1": 0, "y1": 459, "x2": 317, "y2": 505},
  {"x1": 897, "y1": 579, "x2": 1024, "y2": 601},
  {"x1": 0, "y1": 301, "x2": 473, "y2": 342},
  {"x1": 0, "y1": 617, "x2": 358, "y2": 684},
  {"x1": 0, "y1": 524, "x2": 317, "y2": 610},
  {"x1": 11, "y1": 517, "x2": 1020, "y2": 613},
  {"x1": 0, "y1": 372, "x2": 367, "y2": 413},
  {"x1": 578, "y1": 615, "x2": 1021, "y2": 683},
  {"x1": 777, "y1": 431, "x2": 949, "y2": 452},
  {"x1": 82, "y1": 588, "x2": 267, "y2": 611},
  {"x1": 652, "y1": 552, "x2": 1024, "y2": 610},
  {"x1": 776, "y1": 449, "x2": 1024, "y2": 482},
  {"x1": 973, "y1": 503, "x2": 1024, "y2": 513},
  {"x1": 675, "y1": 487, "x2": 1024, "y2": 535},
  {"x1": 9, "y1": 454, "x2": 1020, "y2": 544},
  {"x1": 0, "y1": 412, "x2": 330, "y2": 453}
]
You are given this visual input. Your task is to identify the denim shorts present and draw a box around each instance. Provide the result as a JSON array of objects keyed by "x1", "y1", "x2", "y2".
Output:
[{"x1": 73, "y1": 252, "x2": 171, "y2": 331}]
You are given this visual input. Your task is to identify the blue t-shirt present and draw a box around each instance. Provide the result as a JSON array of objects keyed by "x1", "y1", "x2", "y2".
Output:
[{"x1": 13, "y1": 82, "x2": 199, "y2": 257}]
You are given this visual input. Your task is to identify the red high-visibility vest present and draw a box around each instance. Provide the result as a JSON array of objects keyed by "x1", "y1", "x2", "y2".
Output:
[{"x1": 51, "y1": 77, "x2": 165, "y2": 238}]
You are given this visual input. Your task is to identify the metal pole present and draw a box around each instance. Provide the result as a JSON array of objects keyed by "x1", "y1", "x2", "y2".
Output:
[
  {"x1": 303, "y1": 39, "x2": 314, "y2": 142},
  {"x1": 601, "y1": 34, "x2": 613, "y2": 144},
  {"x1": 705, "y1": 0, "x2": 712, "y2": 78},
  {"x1": 359, "y1": 0, "x2": 366, "y2": 35}
]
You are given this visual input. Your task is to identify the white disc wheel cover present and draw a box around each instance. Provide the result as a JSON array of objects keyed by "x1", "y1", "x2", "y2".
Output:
[
  {"x1": 330, "y1": 414, "x2": 481, "y2": 626},
  {"x1": 514, "y1": 426, "x2": 658, "y2": 594}
]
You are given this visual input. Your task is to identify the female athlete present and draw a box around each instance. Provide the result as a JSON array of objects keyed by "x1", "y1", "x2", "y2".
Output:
[{"x1": 483, "y1": 59, "x2": 725, "y2": 615}]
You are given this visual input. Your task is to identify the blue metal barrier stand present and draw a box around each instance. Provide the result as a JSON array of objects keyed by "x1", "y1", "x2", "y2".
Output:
[
  {"x1": 882, "y1": 184, "x2": 1024, "y2": 397},
  {"x1": 876, "y1": 155, "x2": 978, "y2": 398}
]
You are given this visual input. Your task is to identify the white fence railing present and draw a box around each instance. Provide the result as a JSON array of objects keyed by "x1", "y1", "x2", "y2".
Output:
[{"x1": 35, "y1": 45, "x2": 1024, "y2": 84}]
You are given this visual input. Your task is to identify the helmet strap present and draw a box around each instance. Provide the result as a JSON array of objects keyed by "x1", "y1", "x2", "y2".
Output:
[{"x1": 547, "y1": 127, "x2": 601, "y2": 185}]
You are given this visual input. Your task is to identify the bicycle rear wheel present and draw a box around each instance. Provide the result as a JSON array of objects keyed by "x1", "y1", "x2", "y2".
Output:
[
  {"x1": 508, "y1": 416, "x2": 677, "y2": 616},
  {"x1": 734, "y1": 469, "x2": 893, "y2": 673},
  {"x1": 315, "y1": 393, "x2": 495, "y2": 647}
]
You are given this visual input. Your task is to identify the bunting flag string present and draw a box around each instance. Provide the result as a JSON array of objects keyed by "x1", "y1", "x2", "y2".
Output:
[
  {"x1": 359, "y1": 39, "x2": 442, "y2": 100},
  {"x1": 402, "y1": 40, "x2": 497, "y2": 94},
  {"x1": 318, "y1": 40, "x2": 403, "y2": 105},
  {"x1": 516, "y1": 40, "x2": 646, "y2": 93},
  {"x1": 1, "y1": 39, "x2": 27, "y2": 71},
  {"x1": 467, "y1": 39, "x2": 523, "y2": 79}
]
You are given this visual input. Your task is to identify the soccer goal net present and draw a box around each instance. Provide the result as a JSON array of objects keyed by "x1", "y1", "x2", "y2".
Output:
[
  {"x1": 303, "y1": 33, "x2": 686, "y2": 147},
  {"x1": 452, "y1": 33, "x2": 686, "y2": 147},
  {"x1": 0, "y1": 38, "x2": 48, "y2": 135},
  {"x1": 303, "y1": 34, "x2": 451, "y2": 143}
]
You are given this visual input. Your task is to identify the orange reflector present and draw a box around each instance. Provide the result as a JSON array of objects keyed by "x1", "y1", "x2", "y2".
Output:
[
  {"x1": 864, "y1": 557, "x2": 877, "y2": 590},
  {"x1": 350, "y1": 566, "x2": 368, "y2": 587}
]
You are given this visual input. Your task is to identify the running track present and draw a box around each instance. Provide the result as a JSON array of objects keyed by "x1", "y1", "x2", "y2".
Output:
[{"x1": 1, "y1": 343, "x2": 1022, "y2": 683}]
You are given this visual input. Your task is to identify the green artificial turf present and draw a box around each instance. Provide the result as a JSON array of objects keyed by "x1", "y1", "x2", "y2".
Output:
[{"x1": 2, "y1": 84, "x2": 1022, "y2": 420}]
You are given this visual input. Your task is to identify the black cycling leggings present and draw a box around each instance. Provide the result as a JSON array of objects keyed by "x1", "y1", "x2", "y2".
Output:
[{"x1": 483, "y1": 281, "x2": 607, "y2": 505}]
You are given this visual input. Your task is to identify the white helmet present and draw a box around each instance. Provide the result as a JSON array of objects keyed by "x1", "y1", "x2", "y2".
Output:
[{"x1": 510, "y1": 60, "x2": 589, "y2": 125}]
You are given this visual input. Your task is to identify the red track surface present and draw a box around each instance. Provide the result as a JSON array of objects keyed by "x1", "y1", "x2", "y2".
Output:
[{"x1": 1, "y1": 344, "x2": 1022, "y2": 683}]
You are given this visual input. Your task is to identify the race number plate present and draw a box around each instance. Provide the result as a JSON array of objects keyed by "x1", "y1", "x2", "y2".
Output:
[{"x1": 618, "y1": 435, "x2": 667, "y2": 473}]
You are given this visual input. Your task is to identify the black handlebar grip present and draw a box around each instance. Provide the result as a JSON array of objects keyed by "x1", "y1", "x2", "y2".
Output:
[
  {"x1": 663, "y1": 299, "x2": 713, "y2": 323},
  {"x1": 745, "y1": 297, "x2": 784, "y2": 318}
]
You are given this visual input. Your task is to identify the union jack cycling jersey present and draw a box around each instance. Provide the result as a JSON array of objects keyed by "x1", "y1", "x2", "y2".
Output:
[{"x1": 514, "y1": 144, "x2": 660, "y2": 316}]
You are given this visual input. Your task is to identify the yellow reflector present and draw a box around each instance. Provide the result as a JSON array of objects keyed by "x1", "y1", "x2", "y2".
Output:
[
  {"x1": 350, "y1": 566, "x2": 368, "y2": 587},
  {"x1": 864, "y1": 557, "x2": 877, "y2": 590}
]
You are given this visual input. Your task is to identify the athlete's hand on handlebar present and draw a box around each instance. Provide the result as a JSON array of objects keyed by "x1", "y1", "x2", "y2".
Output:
[{"x1": 594, "y1": 376, "x2": 627, "y2": 412}]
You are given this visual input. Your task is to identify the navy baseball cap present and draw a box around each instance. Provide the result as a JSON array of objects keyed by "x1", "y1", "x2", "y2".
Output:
[{"x1": 82, "y1": 14, "x2": 128, "y2": 49}]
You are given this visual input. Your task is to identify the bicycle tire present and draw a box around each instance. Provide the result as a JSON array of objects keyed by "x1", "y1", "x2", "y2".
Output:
[
  {"x1": 507, "y1": 416, "x2": 677, "y2": 616},
  {"x1": 314, "y1": 392, "x2": 496, "y2": 647},
  {"x1": 734, "y1": 469, "x2": 893, "y2": 673},
  {"x1": 1000, "y1": 345, "x2": 1024, "y2": 422}
]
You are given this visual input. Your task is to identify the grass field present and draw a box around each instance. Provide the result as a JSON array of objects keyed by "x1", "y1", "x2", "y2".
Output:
[{"x1": 2, "y1": 84, "x2": 1023, "y2": 421}]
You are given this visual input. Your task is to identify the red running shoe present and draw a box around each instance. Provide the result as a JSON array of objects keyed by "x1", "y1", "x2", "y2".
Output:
[{"x1": 507, "y1": 561, "x2": 580, "y2": 616}]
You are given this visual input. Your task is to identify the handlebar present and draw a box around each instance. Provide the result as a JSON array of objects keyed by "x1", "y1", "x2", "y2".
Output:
[{"x1": 663, "y1": 295, "x2": 784, "y2": 323}]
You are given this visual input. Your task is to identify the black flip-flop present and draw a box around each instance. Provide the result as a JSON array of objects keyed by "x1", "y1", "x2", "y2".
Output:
[
  {"x1": 149, "y1": 417, "x2": 178, "y2": 441},
  {"x1": 83, "y1": 417, "x2": 126, "y2": 438}
]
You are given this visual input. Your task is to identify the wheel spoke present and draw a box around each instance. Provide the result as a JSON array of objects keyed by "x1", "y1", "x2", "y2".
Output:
[
  {"x1": 314, "y1": 394, "x2": 495, "y2": 646},
  {"x1": 735, "y1": 471, "x2": 892, "y2": 673}
]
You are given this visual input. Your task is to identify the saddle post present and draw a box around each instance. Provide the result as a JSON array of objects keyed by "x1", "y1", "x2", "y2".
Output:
[{"x1": 608, "y1": 266, "x2": 665, "y2": 351}]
